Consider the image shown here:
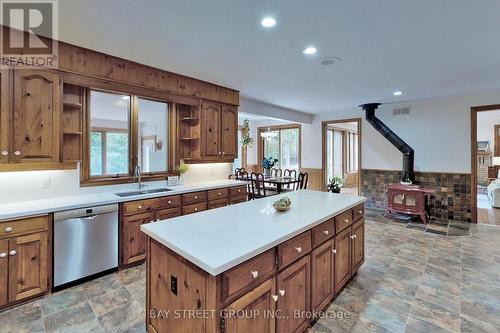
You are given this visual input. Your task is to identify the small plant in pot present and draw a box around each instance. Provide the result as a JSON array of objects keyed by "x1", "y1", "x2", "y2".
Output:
[{"x1": 327, "y1": 176, "x2": 344, "y2": 193}]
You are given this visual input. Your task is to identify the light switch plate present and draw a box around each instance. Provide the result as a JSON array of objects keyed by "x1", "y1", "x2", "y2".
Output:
[{"x1": 41, "y1": 177, "x2": 51, "y2": 189}]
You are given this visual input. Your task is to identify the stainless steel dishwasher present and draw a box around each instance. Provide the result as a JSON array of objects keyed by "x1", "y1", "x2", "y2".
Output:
[{"x1": 53, "y1": 204, "x2": 118, "y2": 287}]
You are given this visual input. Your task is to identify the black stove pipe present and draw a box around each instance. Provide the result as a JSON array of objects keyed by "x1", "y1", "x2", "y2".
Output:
[{"x1": 361, "y1": 103, "x2": 414, "y2": 183}]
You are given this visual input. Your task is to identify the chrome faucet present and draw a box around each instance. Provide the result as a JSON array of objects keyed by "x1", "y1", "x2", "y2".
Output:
[{"x1": 134, "y1": 165, "x2": 147, "y2": 189}]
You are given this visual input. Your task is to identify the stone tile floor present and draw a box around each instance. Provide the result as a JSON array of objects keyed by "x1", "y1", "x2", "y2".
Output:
[{"x1": 1, "y1": 209, "x2": 500, "y2": 333}]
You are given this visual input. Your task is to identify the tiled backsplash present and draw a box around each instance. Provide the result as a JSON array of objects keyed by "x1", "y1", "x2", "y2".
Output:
[{"x1": 362, "y1": 169, "x2": 471, "y2": 222}]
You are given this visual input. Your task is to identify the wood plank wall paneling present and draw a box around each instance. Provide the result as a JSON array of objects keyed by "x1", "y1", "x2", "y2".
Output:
[{"x1": 300, "y1": 168, "x2": 324, "y2": 191}]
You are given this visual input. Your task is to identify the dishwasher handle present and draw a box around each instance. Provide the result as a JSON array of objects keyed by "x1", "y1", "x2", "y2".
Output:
[
  {"x1": 54, "y1": 204, "x2": 118, "y2": 222},
  {"x1": 81, "y1": 215, "x2": 98, "y2": 220}
]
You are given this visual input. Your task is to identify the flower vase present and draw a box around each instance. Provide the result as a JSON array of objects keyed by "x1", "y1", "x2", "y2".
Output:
[{"x1": 264, "y1": 168, "x2": 271, "y2": 178}]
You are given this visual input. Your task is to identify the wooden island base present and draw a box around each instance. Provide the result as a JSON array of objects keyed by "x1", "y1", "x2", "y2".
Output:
[{"x1": 146, "y1": 203, "x2": 365, "y2": 333}]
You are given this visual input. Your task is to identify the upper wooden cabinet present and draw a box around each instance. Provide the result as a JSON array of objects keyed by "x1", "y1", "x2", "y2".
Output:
[
  {"x1": 0, "y1": 70, "x2": 10, "y2": 165},
  {"x1": 12, "y1": 70, "x2": 60, "y2": 163},
  {"x1": 200, "y1": 101, "x2": 237, "y2": 161}
]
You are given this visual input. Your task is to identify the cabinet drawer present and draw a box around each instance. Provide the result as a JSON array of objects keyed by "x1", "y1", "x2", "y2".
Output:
[
  {"x1": 353, "y1": 204, "x2": 364, "y2": 221},
  {"x1": 122, "y1": 198, "x2": 161, "y2": 216},
  {"x1": 278, "y1": 231, "x2": 311, "y2": 269},
  {"x1": 0, "y1": 215, "x2": 48, "y2": 239},
  {"x1": 335, "y1": 210, "x2": 353, "y2": 233},
  {"x1": 182, "y1": 191, "x2": 207, "y2": 205},
  {"x1": 208, "y1": 188, "x2": 228, "y2": 201},
  {"x1": 311, "y1": 218, "x2": 335, "y2": 248},
  {"x1": 229, "y1": 186, "x2": 247, "y2": 197},
  {"x1": 156, "y1": 195, "x2": 181, "y2": 209},
  {"x1": 155, "y1": 207, "x2": 181, "y2": 221},
  {"x1": 208, "y1": 198, "x2": 228, "y2": 210},
  {"x1": 221, "y1": 249, "x2": 276, "y2": 303},
  {"x1": 182, "y1": 202, "x2": 207, "y2": 215},
  {"x1": 229, "y1": 195, "x2": 247, "y2": 205}
]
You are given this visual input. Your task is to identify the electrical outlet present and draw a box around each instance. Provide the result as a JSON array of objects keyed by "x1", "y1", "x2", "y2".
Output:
[{"x1": 41, "y1": 177, "x2": 51, "y2": 189}]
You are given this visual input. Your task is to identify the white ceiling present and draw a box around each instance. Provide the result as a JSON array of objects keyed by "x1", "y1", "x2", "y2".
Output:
[{"x1": 58, "y1": 0, "x2": 500, "y2": 114}]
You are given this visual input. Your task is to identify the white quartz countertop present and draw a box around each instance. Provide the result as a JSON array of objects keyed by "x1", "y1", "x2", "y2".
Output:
[
  {"x1": 141, "y1": 190, "x2": 366, "y2": 276},
  {"x1": 0, "y1": 180, "x2": 247, "y2": 221}
]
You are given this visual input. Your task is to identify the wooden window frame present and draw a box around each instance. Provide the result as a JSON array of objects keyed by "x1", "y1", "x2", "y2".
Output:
[
  {"x1": 81, "y1": 88, "x2": 178, "y2": 186},
  {"x1": 257, "y1": 124, "x2": 301, "y2": 171}
]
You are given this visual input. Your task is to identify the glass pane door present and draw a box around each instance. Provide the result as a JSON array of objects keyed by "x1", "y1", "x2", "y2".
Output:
[{"x1": 280, "y1": 128, "x2": 299, "y2": 171}]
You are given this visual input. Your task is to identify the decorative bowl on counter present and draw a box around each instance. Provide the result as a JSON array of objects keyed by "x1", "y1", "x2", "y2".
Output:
[{"x1": 273, "y1": 197, "x2": 291, "y2": 212}]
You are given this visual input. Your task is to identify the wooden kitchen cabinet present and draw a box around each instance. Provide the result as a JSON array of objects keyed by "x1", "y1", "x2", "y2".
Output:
[
  {"x1": 8, "y1": 231, "x2": 48, "y2": 302},
  {"x1": 200, "y1": 101, "x2": 237, "y2": 161},
  {"x1": 334, "y1": 226, "x2": 351, "y2": 294},
  {"x1": 311, "y1": 238, "x2": 335, "y2": 313},
  {"x1": 224, "y1": 277, "x2": 277, "y2": 333},
  {"x1": 121, "y1": 212, "x2": 154, "y2": 265},
  {"x1": 352, "y1": 220, "x2": 365, "y2": 272},
  {"x1": 12, "y1": 69, "x2": 60, "y2": 163},
  {"x1": 276, "y1": 256, "x2": 310, "y2": 333},
  {"x1": 0, "y1": 239, "x2": 8, "y2": 307},
  {"x1": 0, "y1": 69, "x2": 11, "y2": 165}
]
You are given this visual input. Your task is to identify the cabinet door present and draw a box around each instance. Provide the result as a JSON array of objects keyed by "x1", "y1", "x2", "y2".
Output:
[
  {"x1": 224, "y1": 277, "x2": 276, "y2": 333},
  {"x1": 220, "y1": 105, "x2": 237, "y2": 159},
  {"x1": 122, "y1": 212, "x2": 154, "y2": 265},
  {"x1": 8, "y1": 231, "x2": 48, "y2": 302},
  {"x1": 311, "y1": 238, "x2": 335, "y2": 313},
  {"x1": 276, "y1": 256, "x2": 310, "y2": 333},
  {"x1": 351, "y1": 220, "x2": 365, "y2": 273},
  {"x1": 201, "y1": 102, "x2": 221, "y2": 158},
  {"x1": 13, "y1": 70, "x2": 60, "y2": 163},
  {"x1": 334, "y1": 227, "x2": 351, "y2": 294},
  {"x1": 0, "y1": 69, "x2": 11, "y2": 164},
  {"x1": 0, "y1": 239, "x2": 8, "y2": 306}
]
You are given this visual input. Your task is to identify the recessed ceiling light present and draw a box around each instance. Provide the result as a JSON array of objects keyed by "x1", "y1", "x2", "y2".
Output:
[
  {"x1": 393, "y1": 91, "x2": 403, "y2": 96},
  {"x1": 261, "y1": 17, "x2": 276, "y2": 28},
  {"x1": 302, "y1": 46, "x2": 317, "y2": 55}
]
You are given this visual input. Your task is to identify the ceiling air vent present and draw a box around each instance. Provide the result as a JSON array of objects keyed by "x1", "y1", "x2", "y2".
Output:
[{"x1": 393, "y1": 107, "x2": 411, "y2": 116}]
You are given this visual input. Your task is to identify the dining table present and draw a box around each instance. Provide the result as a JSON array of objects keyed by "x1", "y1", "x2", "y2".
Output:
[{"x1": 238, "y1": 175, "x2": 300, "y2": 194}]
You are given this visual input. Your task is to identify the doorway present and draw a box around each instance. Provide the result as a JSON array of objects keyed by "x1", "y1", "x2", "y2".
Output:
[
  {"x1": 471, "y1": 105, "x2": 500, "y2": 225},
  {"x1": 322, "y1": 118, "x2": 361, "y2": 194}
]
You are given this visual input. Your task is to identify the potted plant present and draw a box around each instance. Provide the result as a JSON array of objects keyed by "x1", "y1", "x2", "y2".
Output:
[
  {"x1": 240, "y1": 119, "x2": 254, "y2": 148},
  {"x1": 177, "y1": 160, "x2": 188, "y2": 185},
  {"x1": 327, "y1": 176, "x2": 344, "y2": 193},
  {"x1": 261, "y1": 157, "x2": 278, "y2": 178}
]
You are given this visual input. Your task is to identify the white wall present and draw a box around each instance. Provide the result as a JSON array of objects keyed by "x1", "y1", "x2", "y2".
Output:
[
  {"x1": 246, "y1": 90, "x2": 500, "y2": 173},
  {"x1": 240, "y1": 97, "x2": 312, "y2": 124}
]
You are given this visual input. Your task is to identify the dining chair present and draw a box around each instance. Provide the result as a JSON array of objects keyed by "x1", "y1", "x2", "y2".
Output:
[
  {"x1": 297, "y1": 172, "x2": 309, "y2": 190},
  {"x1": 282, "y1": 169, "x2": 298, "y2": 192},
  {"x1": 270, "y1": 168, "x2": 282, "y2": 177},
  {"x1": 234, "y1": 168, "x2": 246, "y2": 180},
  {"x1": 250, "y1": 172, "x2": 277, "y2": 199}
]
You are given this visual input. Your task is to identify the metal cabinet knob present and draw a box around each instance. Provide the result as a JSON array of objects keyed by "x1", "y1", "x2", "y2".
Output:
[
  {"x1": 357, "y1": 210, "x2": 363, "y2": 214},
  {"x1": 222, "y1": 152, "x2": 225, "y2": 155},
  {"x1": 344, "y1": 219, "x2": 349, "y2": 223},
  {"x1": 1, "y1": 151, "x2": 7, "y2": 156},
  {"x1": 251, "y1": 271, "x2": 259, "y2": 278},
  {"x1": 168, "y1": 200, "x2": 172, "y2": 204},
  {"x1": 138, "y1": 205, "x2": 143, "y2": 209},
  {"x1": 272, "y1": 295, "x2": 278, "y2": 302},
  {"x1": 14, "y1": 151, "x2": 21, "y2": 156},
  {"x1": 9, "y1": 250, "x2": 16, "y2": 256},
  {"x1": 350, "y1": 235, "x2": 357, "y2": 240},
  {"x1": 323, "y1": 230, "x2": 329, "y2": 235},
  {"x1": 278, "y1": 289, "x2": 285, "y2": 296},
  {"x1": 194, "y1": 196, "x2": 198, "y2": 199},
  {"x1": 194, "y1": 208, "x2": 198, "y2": 211},
  {"x1": 218, "y1": 192, "x2": 221, "y2": 196},
  {"x1": 218, "y1": 152, "x2": 222, "y2": 155},
  {"x1": 5, "y1": 226, "x2": 12, "y2": 233},
  {"x1": 332, "y1": 249, "x2": 337, "y2": 254},
  {"x1": 0, "y1": 252, "x2": 6, "y2": 258},
  {"x1": 295, "y1": 246, "x2": 302, "y2": 253},
  {"x1": 237, "y1": 189, "x2": 241, "y2": 192}
]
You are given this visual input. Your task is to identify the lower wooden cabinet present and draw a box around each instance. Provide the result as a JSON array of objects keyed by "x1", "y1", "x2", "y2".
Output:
[
  {"x1": 311, "y1": 238, "x2": 335, "y2": 313},
  {"x1": 122, "y1": 212, "x2": 154, "y2": 265},
  {"x1": 352, "y1": 220, "x2": 365, "y2": 272},
  {"x1": 224, "y1": 277, "x2": 277, "y2": 333},
  {"x1": 334, "y1": 227, "x2": 351, "y2": 294},
  {"x1": 8, "y1": 232, "x2": 48, "y2": 302},
  {"x1": 0, "y1": 215, "x2": 50, "y2": 309},
  {"x1": 276, "y1": 256, "x2": 310, "y2": 333}
]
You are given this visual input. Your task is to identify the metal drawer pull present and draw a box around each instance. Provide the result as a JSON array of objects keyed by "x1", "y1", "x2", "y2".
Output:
[
  {"x1": 14, "y1": 151, "x2": 21, "y2": 156},
  {"x1": 357, "y1": 210, "x2": 363, "y2": 214},
  {"x1": 5, "y1": 226, "x2": 12, "y2": 233},
  {"x1": 278, "y1": 289, "x2": 285, "y2": 296},
  {"x1": 350, "y1": 235, "x2": 357, "y2": 240},
  {"x1": 344, "y1": 219, "x2": 349, "y2": 223},
  {"x1": 251, "y1": 271, "x2": 259, "y2": 278},
  {"x1": 323, "y1": 230, "x2": 329, "y2": 235},
  {"x1": 332, "y1": 249, "x2": 337, "y2": 254},
  {"x1": 295, "y1": 246, "x2": 302, "y2": 253},
  {"x1": 272, "y1": 295, "x2": 278, "y2": 302},
  {"x1": 1, "y1": 151, "x2": 7, "y2": 156},
  {"x1": 9, "y1": 250, "x2": 16, "y2": 256},
  {"x1": 0, "y1": 252, "x2": 6, "y2": 258}
]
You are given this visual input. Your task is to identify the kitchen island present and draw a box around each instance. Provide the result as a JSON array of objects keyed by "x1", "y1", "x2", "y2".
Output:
[{"x1": 141, "y1": 189, "x2": 366, "y2": 333}]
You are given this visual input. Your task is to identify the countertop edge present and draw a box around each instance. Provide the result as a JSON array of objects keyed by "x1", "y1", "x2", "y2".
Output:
[{"x1": 141, "y1": 196, "x2": 367, "y2": 276}]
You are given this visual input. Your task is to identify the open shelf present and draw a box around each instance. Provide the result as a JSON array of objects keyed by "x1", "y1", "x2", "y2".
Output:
[
  {"x1": 177, "y1": 103, "x2": 201, "y2": 160},
  {"x1": 62, "y1": 83, "x2": 84, "y2": 162}
]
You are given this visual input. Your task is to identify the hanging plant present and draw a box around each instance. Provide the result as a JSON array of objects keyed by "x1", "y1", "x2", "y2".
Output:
[{"x1": 240, "y1": 119, "x2": 254, "y2": 148}]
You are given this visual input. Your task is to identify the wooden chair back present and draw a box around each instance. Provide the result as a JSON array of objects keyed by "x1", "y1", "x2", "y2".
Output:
[
  {"x1": 283, "y1": 169, "x2": 297, "y2": 189},
  {"x1": 250, "y1": 172, "x2": 267, "y2": 199},
  {"x1": 297, "y1": 172, "x2": 309, "y2": 190},
  {"x1": 270, "y1": 168, "x2": 282, "y2": 177}
]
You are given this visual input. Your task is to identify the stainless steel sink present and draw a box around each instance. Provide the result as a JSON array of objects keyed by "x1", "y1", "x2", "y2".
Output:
[{"x1": 115, "y1": 188, "x2": 172, "y2": 197}]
